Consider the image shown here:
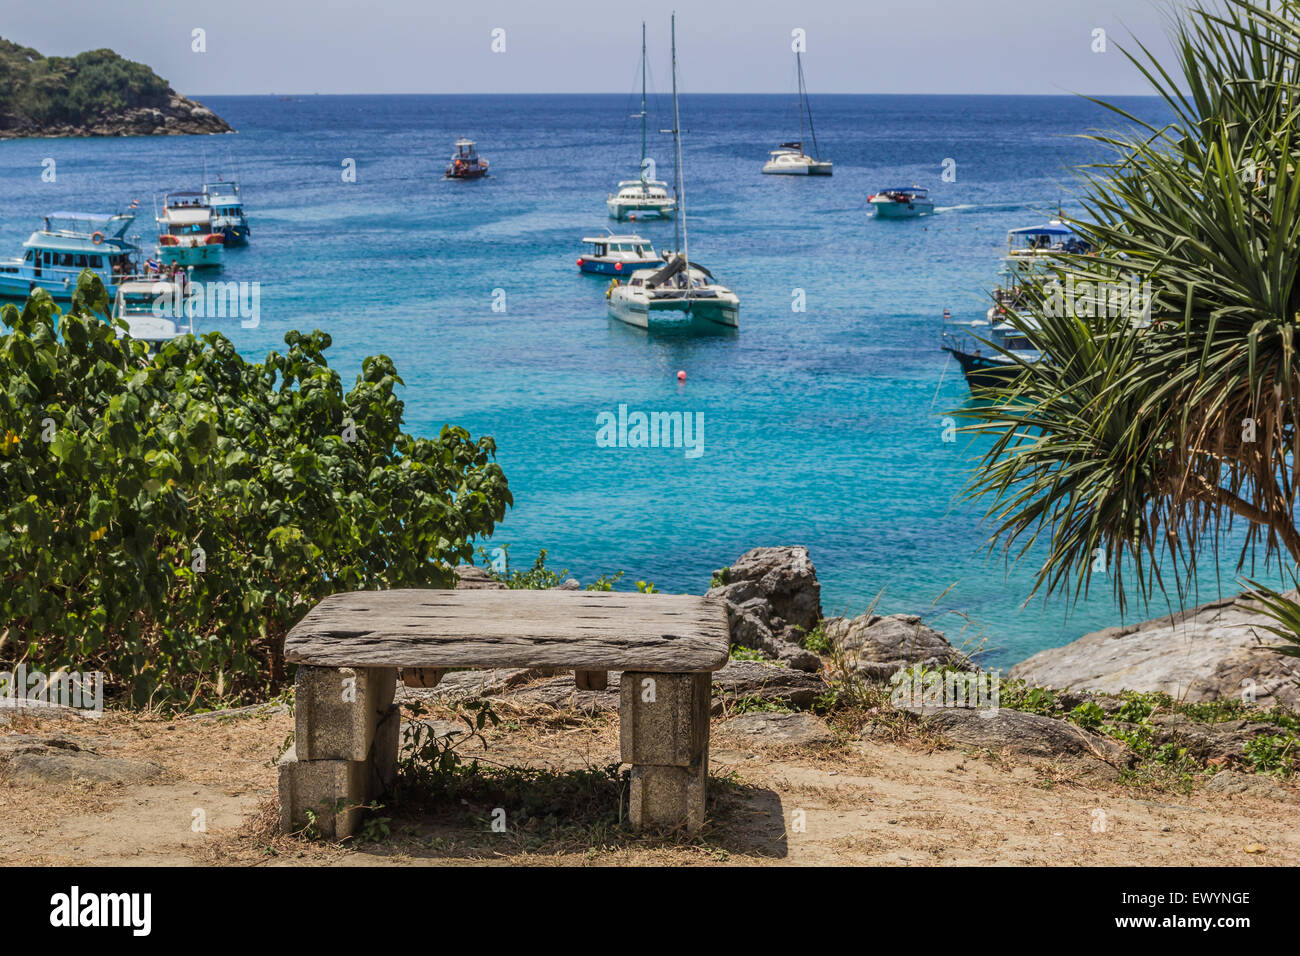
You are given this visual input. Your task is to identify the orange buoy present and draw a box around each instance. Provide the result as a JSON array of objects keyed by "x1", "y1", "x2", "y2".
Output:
[{"x1": 677, "y1": 370, "x2": 686, "y2": 382}]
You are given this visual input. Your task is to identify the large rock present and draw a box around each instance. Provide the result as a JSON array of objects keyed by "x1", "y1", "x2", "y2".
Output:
[
  {"x1": 708, "y1": 547, "x2": 823, "y2": 670},
  {"x1": 709, "y1": 546, "x2": 821, "y2": 640},
  {"x1": 825, "y1": 613, "x2": 970, "y2": 679},
  {"x1": 1148, "y1": 713, "x2": 1282, "y2": 763},
  {"x1": 709, "y1": 660, "x2": 826, "y2": 713},
  {"x1": 1009, "y1": 593, "x2": 1300, "y2": 709},
  {"x1": 900, "y1": 707, "x2": 1131, "y2": 765},
  {"x1": 1204, "y1": 770, "x2": 1296, "y2": 802},
  {"x1": 0, "y1": 735, "x2": 164, "y2": 785},
  {"x1": 720, "y1": 712, "x2": 834, "y2": 747},
  {"x1": 453, "y1": 565, "x2": 508, "y2": 590}
]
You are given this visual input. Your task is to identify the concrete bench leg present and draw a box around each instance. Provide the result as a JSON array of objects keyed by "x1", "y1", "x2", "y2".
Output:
[
  {"x1": 278, "y1": 665, "x2": 398, "y2": 839},
  {"x1": 620, "y1": 671, "x2": 710, "y2": 833}
]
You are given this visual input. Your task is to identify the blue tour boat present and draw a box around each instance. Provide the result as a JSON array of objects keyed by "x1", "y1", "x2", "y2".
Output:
[
  {"x1": 577, "y1": 234, "x2": 665, "y2": 276},
  {"x1": 0, "y1": 210, "x2": 142, "y2": 303},
  {"x1": 203, "y1": 180, "x2": 250, "y2": 245}
]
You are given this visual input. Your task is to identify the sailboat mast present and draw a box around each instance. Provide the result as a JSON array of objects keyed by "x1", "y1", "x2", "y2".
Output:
[
  {"x1": 640, "y1": 21, "x2": 647, "y2": 180},
  {"x1": 671, "y1": 12, "x2": 685, "y2": 261},
  {"x1": 800, "y1": 52, "x2": 821, "y2": 160},
  {"x1": 796, "y1": 52, "x2": 806, "y2": 153}
]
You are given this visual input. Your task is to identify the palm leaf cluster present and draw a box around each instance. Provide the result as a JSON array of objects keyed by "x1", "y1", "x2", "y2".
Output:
[{"x1": 962, "y1": 0, "x2": 1300, "y2": 616}]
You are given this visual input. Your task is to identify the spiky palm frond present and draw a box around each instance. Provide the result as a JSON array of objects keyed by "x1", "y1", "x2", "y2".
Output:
[{"x1": 963, "y1": 0, "x2": 1300, "y2": 613}]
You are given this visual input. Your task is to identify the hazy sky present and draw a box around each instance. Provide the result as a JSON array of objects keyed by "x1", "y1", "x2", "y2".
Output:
[{"x1": 4, "y1": 0, "x2": 1185, "y2": 96}]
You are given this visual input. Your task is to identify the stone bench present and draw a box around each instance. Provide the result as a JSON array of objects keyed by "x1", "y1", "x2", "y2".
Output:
[{"x1": 277, "y1": 588, "x2": 730, "y2": 839}]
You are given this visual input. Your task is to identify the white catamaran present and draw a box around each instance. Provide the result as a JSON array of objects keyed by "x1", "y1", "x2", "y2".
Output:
[
  {"x1": 606, "y1": 23, "x2": 677, "y2": 222},
  {"x1": 607, "y1": 13, "x2": 739, "y2": 331},
  {"x1": 762, "y1": 49, "x2": 832, "y2": 176}
]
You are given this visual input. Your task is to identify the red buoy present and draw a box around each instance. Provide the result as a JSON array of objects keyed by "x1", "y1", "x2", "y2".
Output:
[
  {"x1": 615, "y1": 262, "x2": 623, "y2": 271},
  {"x1": 677, "y1": 370, "x2": 686, "y2": 382},
  {"x1": 577, "y1": 258, "x2": 584, "y2": 267}
]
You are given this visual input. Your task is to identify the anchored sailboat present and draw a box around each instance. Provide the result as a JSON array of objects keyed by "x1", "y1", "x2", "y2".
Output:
[
  {"x1": 607, "y1": 13, "x2": 739, "y2": 331},
  {"x1": 763, "y1": 49, "x2": 832, "y2": 175},
  {"x1": 606, "y1": 23, "x2": 677, "y2": 221}
]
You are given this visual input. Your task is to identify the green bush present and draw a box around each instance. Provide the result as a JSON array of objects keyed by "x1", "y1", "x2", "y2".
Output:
[{"x1": 0, "y1": 275, "x2": 511, "y2": 710}]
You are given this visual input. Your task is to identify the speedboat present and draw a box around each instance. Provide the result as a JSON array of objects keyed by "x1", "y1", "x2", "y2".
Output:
[
  {"x1": 577, "y1": 233, "x2": 664, "y2": 276},
  {"x1": 156, "y1": 192, "x2": 224, "y2": 268},
  {"x1": 868, "y1": 187, "x2": 935, "y2": 218},
  {"x1": 607, "y1": 254, "x2": 739, "y2": 330},
  {"x1": 606, "y1": 23, "x2": 677, "y2": 221},
  {"x1": 0, "y1": 210, "x2": 142, "y2": 303},
  {"x1": 762, "y1": 50, "x2": 832, "y2": 175},
  {"x1": 111, "y1": 276, "x2": 196, "y2": 355},
  {"x1": 203, "y1": 180, "x2": 250, "y2": 245},
  {"x1": 445, "y1": 138, "x2": 489, "y2": 179}
]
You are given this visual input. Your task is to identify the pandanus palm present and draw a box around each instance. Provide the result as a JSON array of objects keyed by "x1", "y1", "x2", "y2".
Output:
[{"x1": 961, "y1": 0, "x2": 1300, "y2": 649}]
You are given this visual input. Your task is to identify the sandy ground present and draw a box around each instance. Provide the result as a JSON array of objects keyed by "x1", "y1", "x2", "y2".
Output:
[{"x1": 1, "y1": 702, "x2": 1296, "y2": 867}]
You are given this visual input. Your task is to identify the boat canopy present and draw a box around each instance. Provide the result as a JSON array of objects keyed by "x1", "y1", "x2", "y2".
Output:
[
  {"x1": 49, "y1": 211, "x2": 117, "y2": 223},
  {"x1": 1009, "y1": 222, "x2": 1075, "y2": 236},
  {"x1": 881, "y1": 187, "x2": 928, "y2": 194},
  {"x1": 647, "y1": 254, "x2": 714, "y2": 287}
]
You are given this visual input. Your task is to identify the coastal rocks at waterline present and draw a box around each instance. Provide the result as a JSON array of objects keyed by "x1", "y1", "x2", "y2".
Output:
[
  {"x1": 1009, "y1": 593, "x2": 1300, "y2": 709},
  {"x1": 0, "y1": 92, "x2": 233, "y2": 140},
  {"x1": 825, "y1": 612, "x2": 970, "y2": 679},
  {"x1": 708, "y1": 546, "x2": 822, "y2": 671}
]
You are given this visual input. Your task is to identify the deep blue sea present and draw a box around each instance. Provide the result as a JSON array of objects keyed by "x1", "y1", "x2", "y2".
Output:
[{"x1": 2, "y1": 93, "x2": 1250, "y2": 667}]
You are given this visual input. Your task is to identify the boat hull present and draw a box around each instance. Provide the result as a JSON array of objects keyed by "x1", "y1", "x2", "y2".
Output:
[
  {"x1": 579, "y1": 259, "x2": 665, "y2": 276},
  {"x1": 446, "y1": 167, "x2": 488, "y2": 180},
  {"x1": 944, "y1": 346, "x2": 1022, "y2": 390},
  {"x1": 607, "y1": 200, "x2": 676, "y2": 221},
  {"x1": 158, "y1": 243, "x2": 223, "y2": 268},
  {"x1": 871, "y1": 200, "x2": 935, "y2": 219},
  {"x1": 608, "y1": 295, "x2": 739, "y2": 331},
  {"x1": 214, "y1": 223, "x2": 250, "y2": 246},
  {"x1": 0, "y1": 273, "x2": 120, "y2": 303}
]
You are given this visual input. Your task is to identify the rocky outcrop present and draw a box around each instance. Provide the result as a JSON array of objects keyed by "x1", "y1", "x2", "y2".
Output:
[
  {"x1": 708, "y1": 547, "x2": 822, "y2": 671},
  {"x1": 0, "y1": 92, "x2": 232, "y2": 140},
  {"x1": 0, "y1": 734, "x2": 164, "y2": 785},
  {"x1": 900, "y1": 706, "x2": 1132, "y2": 766},
  {"x1": 720, "y1": 712, "x2": 834, "y2": 747},
  {"x1": 709, "y1": 660, "x2": 826, "y2": 713},
  {"x1": 453, "y1": 565, "x2": 508, "y2": 590},
  {"x1": 1009, "y1": 593, "x2": 1300, "y2": 709},
  {"x1": 826, "y1": 612, "x2": 970, "y2": 679},
  {"x1": 0, "y1": 92, "x2": 232, "y2": 139}
]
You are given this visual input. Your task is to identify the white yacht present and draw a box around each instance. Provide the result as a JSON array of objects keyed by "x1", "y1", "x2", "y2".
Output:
[
  {"x1": 762, "y1": 50, "x2": 831, "y2": 175},
  {"x1": 606, "y1": 23, "x2": 677, "y2": 221},
  {"x1": 112, "y1": 276, "x2": 195, "y2": 354},
  {"x1": 608, "y1": 14, "x2": 739, "y2": 331}
]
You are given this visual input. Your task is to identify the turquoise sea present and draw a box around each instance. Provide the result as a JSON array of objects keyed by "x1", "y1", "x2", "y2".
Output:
[{"x1": 3, "y1": 92, "x2": 1248, "y2": 668}]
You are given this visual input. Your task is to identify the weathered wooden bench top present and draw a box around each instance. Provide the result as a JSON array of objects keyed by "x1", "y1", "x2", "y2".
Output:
[{"x1": 283, "y1": 589, "x2": 731, "y2": 672}]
